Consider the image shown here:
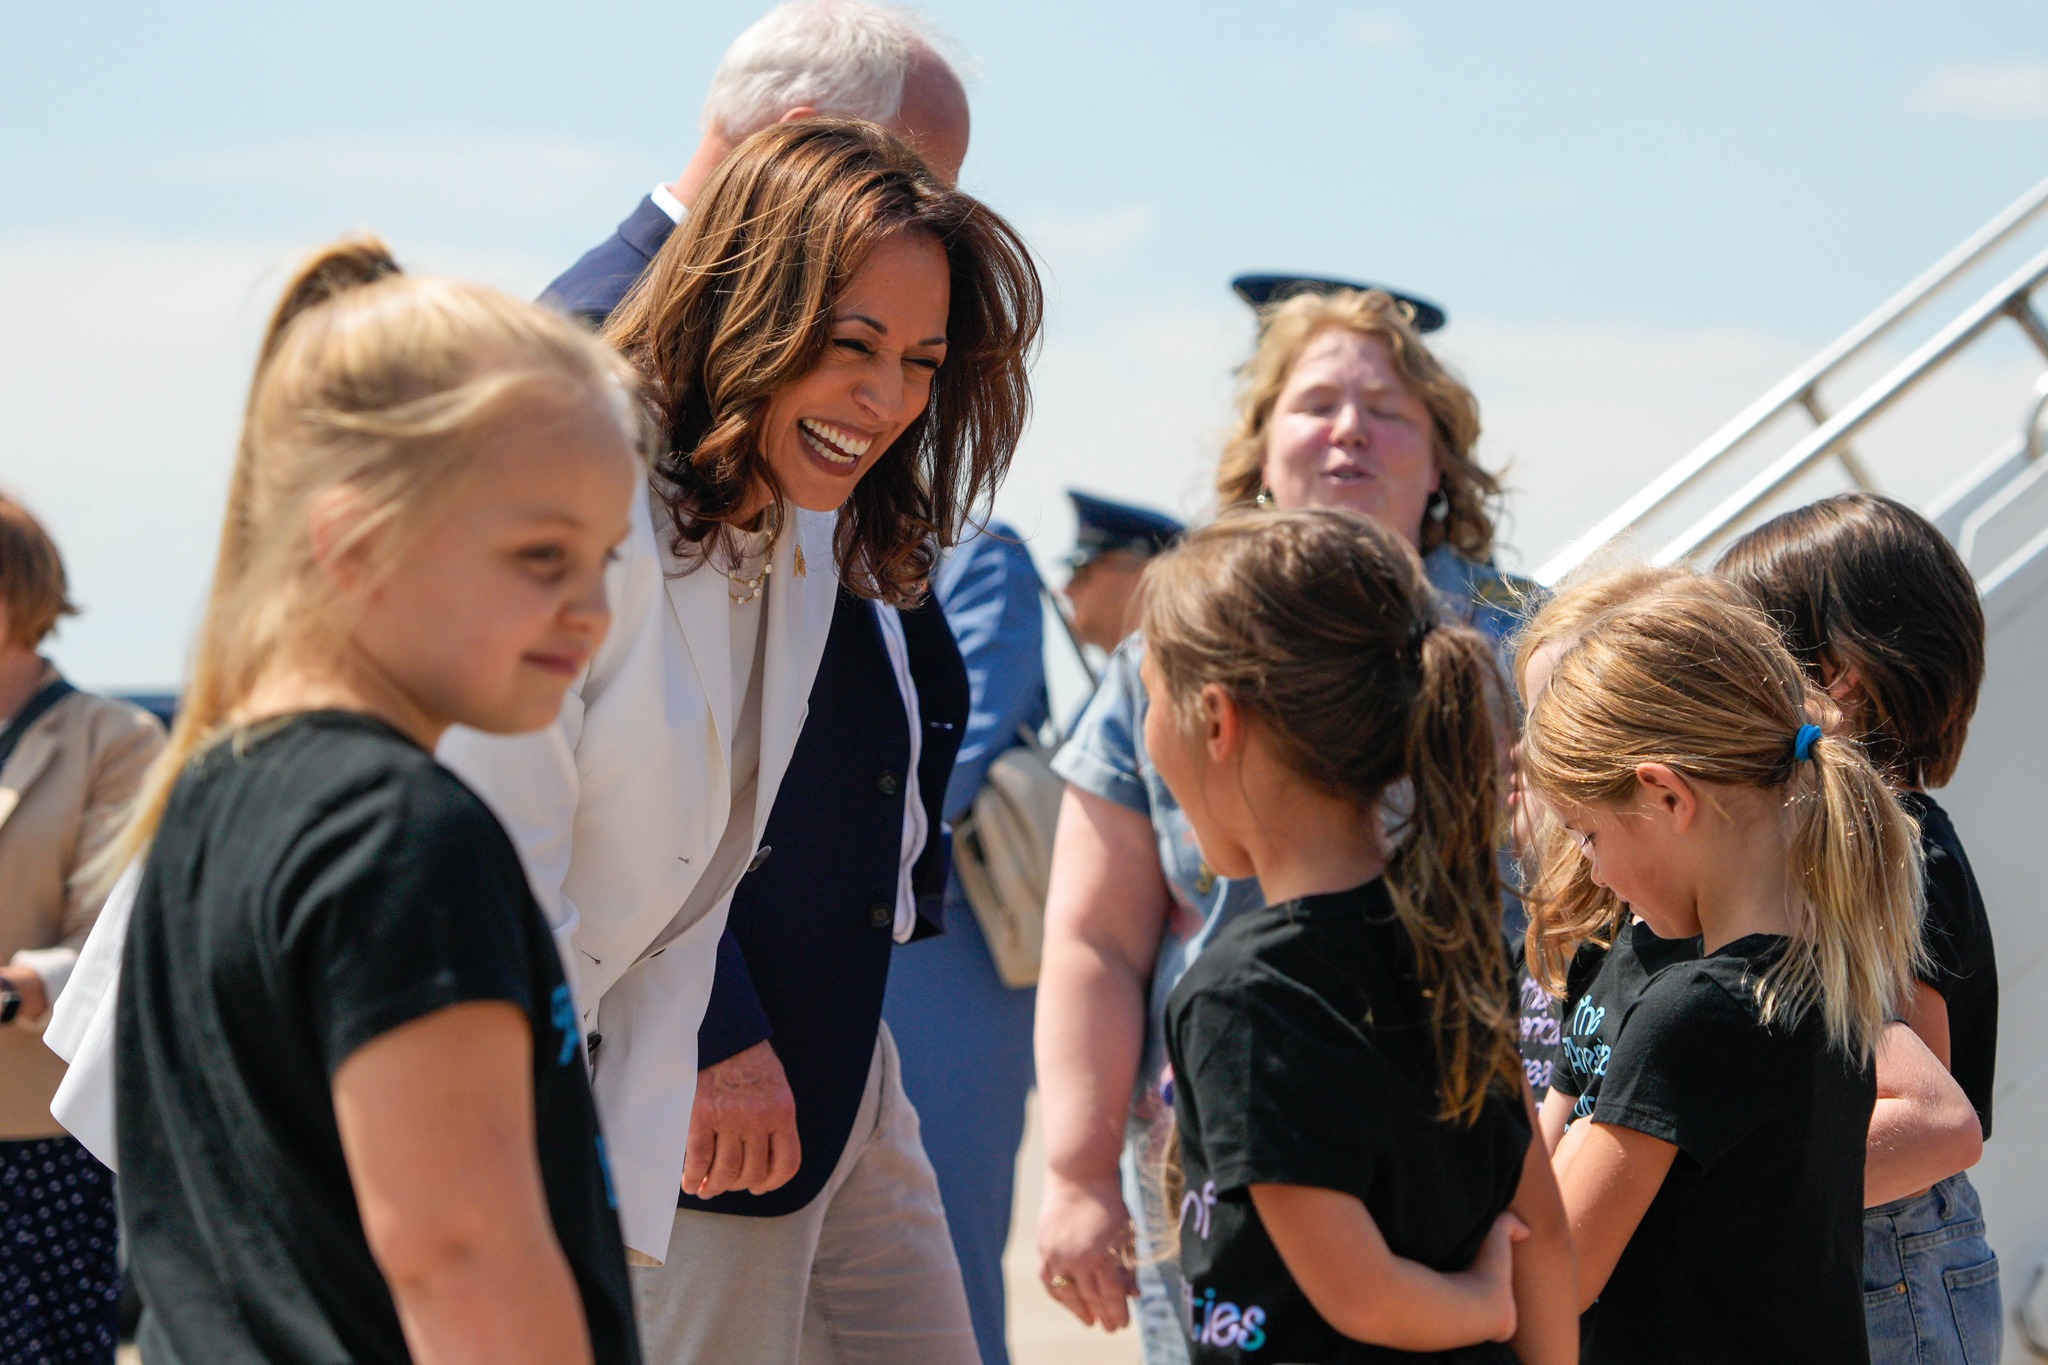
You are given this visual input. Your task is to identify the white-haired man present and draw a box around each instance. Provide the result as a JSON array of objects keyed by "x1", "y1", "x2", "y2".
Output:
[
  {"x1": 544, "y1": 0, "x2": 968, "y2": 320},
  {"x1": 539, "y1": 5, "x2": 991, "y2": 1365}
]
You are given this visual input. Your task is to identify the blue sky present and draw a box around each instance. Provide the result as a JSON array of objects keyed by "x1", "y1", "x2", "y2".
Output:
[{"x1": 6, "y1": 1, "x2": 2047, "y2": 685}]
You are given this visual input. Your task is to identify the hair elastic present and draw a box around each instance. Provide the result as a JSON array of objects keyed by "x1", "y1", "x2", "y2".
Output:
[{"x1": 1793, "y1": 722, "x2": 1822, "y2": 762}]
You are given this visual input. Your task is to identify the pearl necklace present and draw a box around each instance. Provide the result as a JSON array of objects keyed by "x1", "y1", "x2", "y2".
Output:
[
  {"x1": 728, "y1": 557, "x2": 771, "y2": 606},
  {"x1": 722, "y1": 504, "x2": 802, "y2": 606}
]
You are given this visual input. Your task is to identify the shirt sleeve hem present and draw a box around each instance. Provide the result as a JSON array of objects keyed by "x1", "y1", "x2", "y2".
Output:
[
  {"x1": 1587, "y1": 1103, "x2": 1683, "y2": 1149},
  {"x1": 1050, "y1": 745, "x2": 1149, "y2": 815},
  {"x1": 324, "y1": 975, "x2": 526, "y2": 1079},
  {"x1": 1204, "y1": 1156, "x2": 1365, "y2": 1202}
]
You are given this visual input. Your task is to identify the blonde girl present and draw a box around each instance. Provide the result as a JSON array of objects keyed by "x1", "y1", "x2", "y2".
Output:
[
  {"x1": 1520, "y1": 582, "x2": 1921, "y2": 1364},
  {"x1": 1141, "y1": 508, "x2": 1575, "y2": 1363},
  {"x1": 1511, "y1": 567, "x2": 1738, "y2": 1154},
  {"x1": 110, "y1": 239, "x2": 646, "y2": 1365}
]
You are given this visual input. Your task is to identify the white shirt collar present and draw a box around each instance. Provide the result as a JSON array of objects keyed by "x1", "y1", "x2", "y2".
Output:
[{"x1": 650, "y1": 182, "x2": 687, "y2": 224}]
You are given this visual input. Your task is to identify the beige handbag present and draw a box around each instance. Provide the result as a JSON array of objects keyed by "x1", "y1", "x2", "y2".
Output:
[
  {"x1": 953, "y1": 725, "x2": 1065, "y2": 987},
  {"x1": 951, "y1": 584, "x2": 1099, "y2": 988}
]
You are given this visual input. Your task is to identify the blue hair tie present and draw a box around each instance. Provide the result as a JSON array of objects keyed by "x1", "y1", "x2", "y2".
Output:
[{"x1": 1793, "y1": 723, "x2": 1822, "y2": 763}]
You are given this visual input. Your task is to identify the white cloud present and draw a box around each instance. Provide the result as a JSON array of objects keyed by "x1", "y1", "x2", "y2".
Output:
[
  {"x1": 1018, "y1": 204, "x2": 1160, "y2": 272},
  {"x1": 1343, "y1": 13, "x2": 1412, "y2": 52},
  {"x1": 16, "y1": 133, "x2": 654, "y2": 232},
  {"x1": 1910, "y1": 61, "x2": 2048, "y2": 119}
]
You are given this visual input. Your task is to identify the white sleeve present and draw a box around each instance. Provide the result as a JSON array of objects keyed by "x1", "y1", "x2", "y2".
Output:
[{"x1": 44, "y1": 859, "x2": 143, "y2": 1169}]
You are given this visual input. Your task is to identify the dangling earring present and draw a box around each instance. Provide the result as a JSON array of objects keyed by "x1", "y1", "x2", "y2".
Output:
[
  {"x1": 1254, "y1": 486, "x2": 1275, "y2": 508},
  {"x1": 1426, "y1": 489, "x2": 1450, "y2": 523}
]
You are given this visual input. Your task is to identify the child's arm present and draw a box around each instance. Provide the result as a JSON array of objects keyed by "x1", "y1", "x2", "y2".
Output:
[
  {"x1": 334, "y1": 1002, "x2": 594, "y2": 1365},
  {"x1": 1251, "y1": 1184, "x2": 1522, "y2": 1350},
  {"x1": 1553, "y1": 1122, "x2": 1678, "y2": 1311},
  {"x1": 1867, "y1": 1020, "x2": 1981, "y2": 1206},
  {"x1": 1536, "y1": 1086, "x2": 1575, "y2": 1155},
  {"x1": 1507, "y1": 1086, "x2": 1580, "y2": 1364},
  {"x1": 1899, "y1": 980, "x2": 1953, "y2": 1068}
]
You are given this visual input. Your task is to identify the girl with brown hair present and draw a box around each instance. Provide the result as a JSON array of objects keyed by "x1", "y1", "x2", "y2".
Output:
[
  {"x1": 1037, "y1": 287, "x2": 1539, "y2": 1360},
  {"x1": 1519, "y1": 581, "x2": 1923, "y2": 1363},
  {"x1": 1142, "y1": 507, "x2": 1576, "y2": 1363},
  {"x1": 1719, "y1": 493, "x2": 2003, "y2": 1363}
]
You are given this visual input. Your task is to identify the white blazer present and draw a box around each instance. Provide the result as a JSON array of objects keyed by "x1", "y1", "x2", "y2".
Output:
[{"x1": 49, "y1": 481, "x2": 842, "y2": 1262}]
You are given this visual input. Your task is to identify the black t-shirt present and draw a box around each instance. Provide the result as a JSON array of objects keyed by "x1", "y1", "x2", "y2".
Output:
[
  {"x1": 1585, "y1": 934, "x2": 1875, "y2": 1365},
  {"x1": 1550, "y1": 921, "x2": 1699, "y2": 1124},
  {"x1": 1902, "y1": 792, "x2": 1998, "y2": 1137},
  {"x1": 117, "y1": 712, "x2": 640, "y2": 1365},
  {"x1": 1165, "y1": 880, "x2": 1530, "y2": 1364}
]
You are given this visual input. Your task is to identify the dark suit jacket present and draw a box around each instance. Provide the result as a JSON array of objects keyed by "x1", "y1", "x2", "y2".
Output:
[
  {"x1": 540, "y1": 195, "x2": 676, "y2": 322},
  {"x1": 543, "y1": 201, "x2": 971, "y2": 1215}
]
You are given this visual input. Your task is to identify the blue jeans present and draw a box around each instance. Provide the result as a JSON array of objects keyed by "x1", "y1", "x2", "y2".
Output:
[{"x1": 1864, "y1": 1172, "x2": 2001, "y2": 1365}]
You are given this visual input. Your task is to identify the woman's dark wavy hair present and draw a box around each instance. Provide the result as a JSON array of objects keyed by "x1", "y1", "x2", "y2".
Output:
[{"x1": 603, "y1": 117, "x2": 1043, "y2": 605}]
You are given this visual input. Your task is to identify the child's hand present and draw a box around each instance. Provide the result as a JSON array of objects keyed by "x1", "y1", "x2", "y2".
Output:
[{"x1": 1468, "y1": 1209, "x2": 1528, "y2": 1342}]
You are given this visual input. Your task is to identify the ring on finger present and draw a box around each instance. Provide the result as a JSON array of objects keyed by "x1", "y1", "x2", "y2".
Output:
[{"x1": 1048, "y1": 1273, "x2": 1073, "y2": 1289}]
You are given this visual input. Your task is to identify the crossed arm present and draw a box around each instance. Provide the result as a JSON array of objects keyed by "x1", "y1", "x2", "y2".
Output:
[{"x1": 1258, "y1": 1086, "x2": 1578, "y2": 1361}]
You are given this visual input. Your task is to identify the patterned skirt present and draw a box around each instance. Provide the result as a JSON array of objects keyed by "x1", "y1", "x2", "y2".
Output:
[{"x1": 0, "y1": 1136, "x2": 120, "y2": 1365}]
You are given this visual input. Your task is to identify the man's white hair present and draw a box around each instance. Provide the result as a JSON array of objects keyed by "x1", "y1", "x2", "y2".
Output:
[{"x1": 701, "y1": 1, "x2": 948, "y2": 140}]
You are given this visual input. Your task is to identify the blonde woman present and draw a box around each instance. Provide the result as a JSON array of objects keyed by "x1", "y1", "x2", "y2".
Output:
[{"x1": 1034, "y1": 289, "x2": 1535, "y2": 1357}]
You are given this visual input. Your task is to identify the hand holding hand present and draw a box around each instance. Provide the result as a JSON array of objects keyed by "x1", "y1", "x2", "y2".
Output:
[{"x1": 681, "y1": 1040, "x2": 800, "y2": 1199}]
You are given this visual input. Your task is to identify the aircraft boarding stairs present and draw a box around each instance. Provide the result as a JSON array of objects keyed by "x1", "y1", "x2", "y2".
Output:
[{"x1": 1535, "y1": 173, "x2": 2048, "y2": 1363}]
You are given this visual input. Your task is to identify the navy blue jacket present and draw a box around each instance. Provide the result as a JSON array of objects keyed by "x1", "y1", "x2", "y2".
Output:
[{"x1": 543, "y1": 199, "x2": 971, "y2": 1214}]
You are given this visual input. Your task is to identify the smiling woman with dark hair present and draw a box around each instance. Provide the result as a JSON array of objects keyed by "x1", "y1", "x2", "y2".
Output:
[
  {"x1": 431, "y1": 117, "x2": 1043, "y2": 1288},
  {"x1": 606, "y1": 116, "x2": 1038, "y2": 605}
]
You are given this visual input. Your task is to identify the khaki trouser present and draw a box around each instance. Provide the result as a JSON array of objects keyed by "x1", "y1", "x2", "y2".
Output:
[{"x1": 631, "y1": 1023, "x2": 979, "y2": 1364}]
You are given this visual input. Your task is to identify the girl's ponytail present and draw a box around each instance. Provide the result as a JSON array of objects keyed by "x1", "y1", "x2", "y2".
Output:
[
  {"x1": 257, "y1": 235, "x2": 402, "y2": 367},
  {"x1": 1776, "y1": 722, "x2": 1924, "y2": 1064},
  {"x1": 97, "y1": 237, "x2": 412, "y2": 886},
  {"x1": 1391, "y1": 620, "x2": 1520, "y2": 1125}
]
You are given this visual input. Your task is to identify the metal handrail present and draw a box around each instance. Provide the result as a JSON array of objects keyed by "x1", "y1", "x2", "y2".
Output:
[
  {"x1": 1957, "y1": 374, "x2": 2048, "y2": 569},
  {"x1": 1537, "y1": 172, "x2": 2048, "y2": 584},
  {"x1": 1652, "y1": 244, "x2": 2048, "y2": 565}
]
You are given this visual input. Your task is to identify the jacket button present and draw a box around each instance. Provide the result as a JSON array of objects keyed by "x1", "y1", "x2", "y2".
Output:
[
  {"x1": 868, "y1": 902, "x2": 894, "y2": 929},
  {"x1": 746, "y1": 844, "x2": 772, "y2": 873},
  {"x1": 877, "y1": 770, "x2": 901, "y2": 796}
]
